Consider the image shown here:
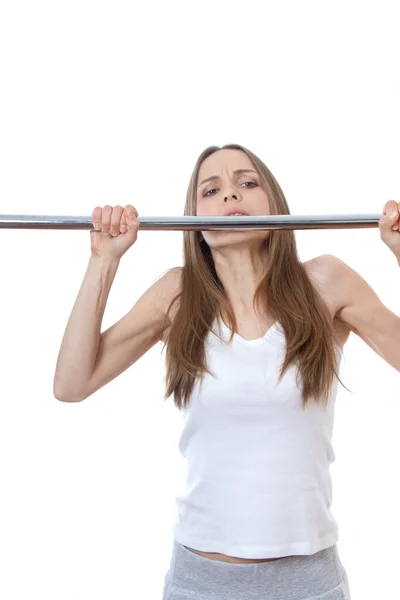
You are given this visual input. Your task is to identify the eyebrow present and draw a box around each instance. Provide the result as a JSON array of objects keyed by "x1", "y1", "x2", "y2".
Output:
[{"x1": 198, "y1": 169, "x2": 258, "y2": 189}]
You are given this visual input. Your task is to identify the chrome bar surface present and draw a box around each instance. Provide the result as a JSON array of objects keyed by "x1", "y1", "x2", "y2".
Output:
[{"x1": 0, "y1": 213, "x2": 383, "y2": 231}]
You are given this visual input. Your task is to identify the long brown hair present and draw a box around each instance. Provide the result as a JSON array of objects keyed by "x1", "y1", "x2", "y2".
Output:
[{"x1": 162, "y1": 143, "x2": 350, "y2": 410}]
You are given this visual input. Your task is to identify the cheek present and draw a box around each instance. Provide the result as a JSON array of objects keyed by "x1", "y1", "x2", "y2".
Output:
[
  {"x1": 256, "y1": 193, "x2": 271, "y2": 213},
  {"x1": 196, "y1": 201, "x2": 212, "y2": 216}
]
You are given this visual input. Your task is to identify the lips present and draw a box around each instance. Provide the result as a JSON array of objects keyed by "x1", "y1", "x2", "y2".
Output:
[{"x1": 223, "y1": 209, "x2": 249, "y2": 216}]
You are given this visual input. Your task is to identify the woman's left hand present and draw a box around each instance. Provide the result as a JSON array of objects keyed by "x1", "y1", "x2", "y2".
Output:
[{"x1": 379, "y1": 200, "x2": 400, "y2": 260}]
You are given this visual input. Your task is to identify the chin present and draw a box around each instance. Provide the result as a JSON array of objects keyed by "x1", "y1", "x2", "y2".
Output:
[{"x1": 202, "y1": 230, "x2": 270, "y2": 248}]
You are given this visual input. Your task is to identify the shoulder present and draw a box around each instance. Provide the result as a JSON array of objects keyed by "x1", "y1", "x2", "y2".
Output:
[
  {"x1": 305, "y1": 253, "x2": 344, "y2": 280},
  {"x1": 170, "y1": 266, "x2": 184, "y2": 290},
  {"x1": 304, "y1": 254, "x2": 347, "y2": 316},
  {"x1": 159, "y1": 266, "x2": 183, "y2": 301},
  {"x1": 164, "y1": 265, "x2": 183, "y2": 282},
  {"x1": 158, "y1": 267, "x2": 183, "y2": 336},
  {"x1": 309, "y1": 253, "x2": 351, "y2": 286}
]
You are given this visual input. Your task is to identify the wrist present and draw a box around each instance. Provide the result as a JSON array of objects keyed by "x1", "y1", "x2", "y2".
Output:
[
  {"x1": 90, "y1": 252, "x2": 120, "y2": 265},
  {"x1": 89, "y1": 253, "x2": 121, "y2": 270}
]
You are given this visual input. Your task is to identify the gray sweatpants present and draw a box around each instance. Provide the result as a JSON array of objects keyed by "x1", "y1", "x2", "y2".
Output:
[{"x1": 162, "y1": 540, "x2": 351, "y2": 599}]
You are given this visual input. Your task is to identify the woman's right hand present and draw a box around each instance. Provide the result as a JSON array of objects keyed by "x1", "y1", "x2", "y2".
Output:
[{"x1": 90, "y1": 204, "x2": 140, "y2": 260}]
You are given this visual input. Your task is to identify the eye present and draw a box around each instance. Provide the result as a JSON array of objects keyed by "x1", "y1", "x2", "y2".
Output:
[{"x1": 203, "y1": 181, "x2": 257, "y2": 197}]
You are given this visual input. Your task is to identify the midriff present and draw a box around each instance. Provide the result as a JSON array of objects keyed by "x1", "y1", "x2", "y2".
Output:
[{"x1": 183, "y1": 546, "x2": 291, "y2": 563}]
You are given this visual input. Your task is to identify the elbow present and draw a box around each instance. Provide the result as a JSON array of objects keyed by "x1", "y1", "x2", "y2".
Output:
[
  {"x1": 55, "y1": 395, "x2": 84, "y2": 403},
  {"x1": 53, "y1": 381, "x2": 85, "y2": 403}
]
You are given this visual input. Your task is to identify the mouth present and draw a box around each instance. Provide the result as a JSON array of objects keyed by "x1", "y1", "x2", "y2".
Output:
[{"x1": 223, "y1": 210, "x2": 249, "y2": 216}]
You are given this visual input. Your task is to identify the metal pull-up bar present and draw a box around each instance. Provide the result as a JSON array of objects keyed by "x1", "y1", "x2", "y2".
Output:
[{"x1": 0, "y1": 213, "x2": 383, "y2": 231}]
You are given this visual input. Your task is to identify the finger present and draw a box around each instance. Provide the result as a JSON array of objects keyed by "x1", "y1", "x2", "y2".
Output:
[
  {"x1": 111, "y1": 205, "x2": 124, "y2": 236},
  {"x1": 125, "y1": 204, "x2": 138, "y2": 218},
  {"x1": 380, "y1": 204, "x2": 399, "y2": 236},
  {"x1": 121, "y1": 204, "x2": 135, "y2": 233},
  {"x1": 102, "y1": 205, "x2": 113, "y2": 235},
  {"x1": 92, "y1": 206, "x2": 102, "y2": 230},
  {"x1": 120, "y1": 208, "x2": 136, "y2": 232},
  {"x1": 379, "y1": 214, "x2": 399, "y2": 232},
  {"x1": 383, "y1": 200, "x2": 399, "y2": 216},
  {"x1": 120, "y1": 211, "x2": 128, "y2": 233},
  {"x1": 124, "y1": 205, "x2": 139, "y2": 228}
]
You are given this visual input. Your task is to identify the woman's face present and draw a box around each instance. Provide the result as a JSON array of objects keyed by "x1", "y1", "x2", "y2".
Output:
[{"x1": 196, "y1": 149, "x2": 271, "y2": 249}]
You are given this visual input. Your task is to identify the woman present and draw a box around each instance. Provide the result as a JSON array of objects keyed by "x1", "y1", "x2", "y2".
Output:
[{"x1": 54, "y1": 144, "x2": 400, "y2": 600}]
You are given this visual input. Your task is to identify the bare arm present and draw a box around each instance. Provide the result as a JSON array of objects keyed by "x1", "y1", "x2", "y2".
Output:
[
  {"x1": 53, "y1": 260, "x2": 181, "y2": 402},
  {"x1": 53, "y1": 254, "x2": 120, "y2": 401}
]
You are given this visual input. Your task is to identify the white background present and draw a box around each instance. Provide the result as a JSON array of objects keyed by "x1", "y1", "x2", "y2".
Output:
[{"x1": 0, "y1": 1, "x2": 399, "y2": 598}]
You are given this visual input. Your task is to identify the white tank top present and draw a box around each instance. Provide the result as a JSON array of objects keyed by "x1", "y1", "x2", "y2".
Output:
[{"x1": 172, "y1": 318, "x2": 342, "y2": 559}]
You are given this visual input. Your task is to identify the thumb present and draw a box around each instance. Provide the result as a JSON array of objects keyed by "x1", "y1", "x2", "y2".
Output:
[{"x1": 380, "y1": 210, "x2": 398, "y2": 228}]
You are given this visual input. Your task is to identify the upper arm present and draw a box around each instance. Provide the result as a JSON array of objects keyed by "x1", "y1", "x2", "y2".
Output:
[
  {"x1": 81, "y1": 266, "x2": 182, "y2": 400},
  {"x1": 320, "y1": 254, "x2": 400, "y2": 372}
]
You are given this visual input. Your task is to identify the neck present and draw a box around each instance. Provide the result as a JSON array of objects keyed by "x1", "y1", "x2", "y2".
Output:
[{"x1": 212, "y1": 248, "x2": 268, "y2": 313}]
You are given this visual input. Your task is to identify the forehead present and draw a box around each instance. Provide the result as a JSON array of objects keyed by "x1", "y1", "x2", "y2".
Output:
[{"x1": 198, "y1": 149, "x2": 254, "y2": 179}]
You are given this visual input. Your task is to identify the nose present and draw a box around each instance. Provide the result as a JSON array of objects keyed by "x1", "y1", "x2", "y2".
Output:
[
  {"x1": 217, "y1": 173, "x2": 243, "y2": 203},
  {"x1": 220, "y1": 176, "x2": 243, "y2": 203},
  {"x1": 224, "y1": 193, "x2": 238, "y2": 202},
  {"x1": 223, "y1": 190, "x2": 242, "y2": 203}
]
